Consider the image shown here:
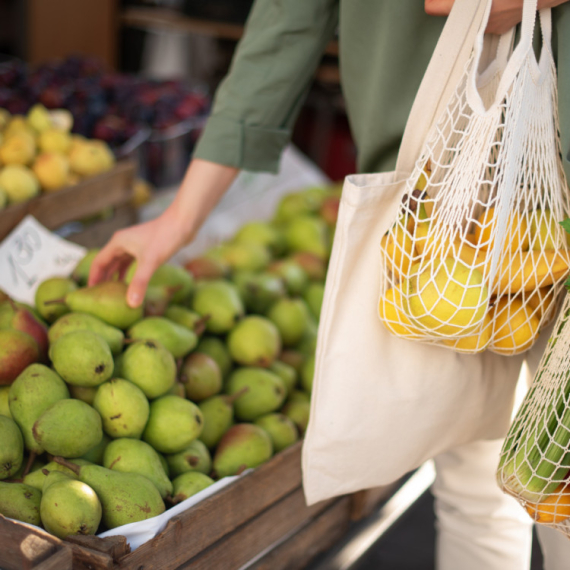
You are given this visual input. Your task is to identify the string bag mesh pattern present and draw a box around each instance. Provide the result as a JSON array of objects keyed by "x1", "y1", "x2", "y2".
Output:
[
  {"x1": 378, "y1": 4, "x2": 570, "y2": 355},
  {"x1": 497, "y1": 293, "x2": 570, "y2": 533}
]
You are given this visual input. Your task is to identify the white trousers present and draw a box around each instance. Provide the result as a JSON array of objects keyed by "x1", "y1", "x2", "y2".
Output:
[{"x1": 432, "y1": 437, "x2": 570, "y2": 570}]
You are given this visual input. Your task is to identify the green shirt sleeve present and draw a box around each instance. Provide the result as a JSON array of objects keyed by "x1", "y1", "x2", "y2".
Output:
[{"x1": 193, "y1": 0, "x2": 339, "y2": 173}]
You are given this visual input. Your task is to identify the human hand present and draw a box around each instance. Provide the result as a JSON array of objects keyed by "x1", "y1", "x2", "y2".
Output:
[
  {"x1": 425, "y1": 0, "x2": 568, "y2": 35},
  {"x1": 88, "y1": 213, "x2": 189, "y2": 308}
]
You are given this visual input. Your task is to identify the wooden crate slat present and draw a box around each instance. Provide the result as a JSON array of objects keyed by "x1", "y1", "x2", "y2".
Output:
[
  {"x1": 65, "y1": 535, "x2": 130, "y2": 561},
  {"x1": 249, "y1": 497, "x2": 351, "y2": 570},
  {"x1": 0, "y1": 160, "x2": 136, "y2": 241},
  {"x1": 0, "y1": 515, "x2": 67, "y2": 570},
  {"x1": 178, "y1": 488, "x2": 334, "y2": 570},
  {"x1": 33, "y1": 547, "x2": 73, "y2": 570},
  {"x1": 67, "y1": 544, "x2": 115, "y2": 570},
  {"x1": 118, "y1": 442, "x2": 304, "y2": 570}
]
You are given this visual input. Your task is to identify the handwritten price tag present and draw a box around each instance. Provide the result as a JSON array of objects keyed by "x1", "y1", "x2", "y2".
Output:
[{"x1": 0, "y1": 216, "x2": 87, "y2": 305}]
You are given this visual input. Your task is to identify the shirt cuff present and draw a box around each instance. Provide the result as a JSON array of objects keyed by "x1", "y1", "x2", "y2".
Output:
[{"x1": 193, "y1": 115, "x2": 291, "y2": 174}]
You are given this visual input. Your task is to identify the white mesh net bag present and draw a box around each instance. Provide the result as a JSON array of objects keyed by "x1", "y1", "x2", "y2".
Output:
[
  {"x1": 378, "y1": 0, "x2": 570, "y2": 355},
  {"x1": 497, "y1": 291, "x2": 570, "y2": 533}
]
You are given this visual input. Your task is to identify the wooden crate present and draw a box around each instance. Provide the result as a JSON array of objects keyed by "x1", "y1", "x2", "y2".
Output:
[
  {"x1": 0, "y1": 160, "x2": 136, "y2": 241},
  {"x1": 0, "y1": 442, "x2": 396, "y2": 570}
]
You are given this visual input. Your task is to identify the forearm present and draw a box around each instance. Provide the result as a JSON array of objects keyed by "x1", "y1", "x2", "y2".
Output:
[{"x1": 161, "y1": 158, "x2": 239, "y2": 248}]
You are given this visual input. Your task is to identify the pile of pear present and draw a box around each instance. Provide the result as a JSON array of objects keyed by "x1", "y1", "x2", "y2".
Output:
[
  {"x1": 0, "y1": 104, "x2": 115, "y2": 208},
  {"x1": 379, "y1": 166, "x2": 570, "y2": 355},
  {"x1": 0, "y1": 184, "x2": 339, "y2": 540}
]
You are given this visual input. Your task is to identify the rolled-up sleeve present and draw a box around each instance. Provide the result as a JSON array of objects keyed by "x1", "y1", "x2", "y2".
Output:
[{"x1": 193, "y1": 0, "x2": 339, "y2": 173}]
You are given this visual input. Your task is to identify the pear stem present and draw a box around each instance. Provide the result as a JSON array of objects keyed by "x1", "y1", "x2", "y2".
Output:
[
  {"x1": 22, "y1": 451, "x2": 37, "y2": 477},
  {"x1": 193, "y1": 314, "x2": 211, "y2": 336},
  {"x1": 53, "y1": 456, "x2": 80, "y2": 476},
  {"x1": 225, "y1": 387, "x2": 249, "y2": 405},
  {"x1": 43, "y1": 298, "x2": 66, "y2": 306}
]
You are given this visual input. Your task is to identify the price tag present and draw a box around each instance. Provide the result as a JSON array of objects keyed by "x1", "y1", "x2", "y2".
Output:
[{"x1": 0, "y1": 216, "x2": 87, "y2": 305}]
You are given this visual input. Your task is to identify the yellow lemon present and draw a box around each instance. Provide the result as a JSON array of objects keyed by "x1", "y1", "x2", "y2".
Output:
[
  {"x1": 525, "y1": 286, "x2": 555, "y2": 321},
  {"x1": 524, "y1": 482, "x2": 570, "y2": 524},
  {"x1": 378, "y1": 288, "x2": 421, "y2": 337},
  {"x1": 529, "y1": 209, "x2": 561, "y2": 251},
  {"x1": 443, "y1": 311, "x2": 493, "y2": 353},
  {"x1": 380, "y1": 222, "x2": 415, "y2": 280},
  {"x1": 490, "y1": 297, "x2": 540, "y2": 355},
  {"x1": 405, "y1": 258, "x2": 489, "y2": 336},
  {"x1": 473, "y1": 207, "x2": 530, "y2": 253}
]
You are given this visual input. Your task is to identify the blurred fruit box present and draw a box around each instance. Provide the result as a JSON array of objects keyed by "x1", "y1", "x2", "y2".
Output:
[
  {"x1": 0, "y1": 441, "x2": 396, "y2": 570},
  {"x1": 0, "y1": 160, "x2": 136, "y2": 242}
]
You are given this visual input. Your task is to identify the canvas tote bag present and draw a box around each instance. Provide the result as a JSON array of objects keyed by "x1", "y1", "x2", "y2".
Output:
[{"x1": 302, "y1": 0, "x2": 555, "y2": 505}]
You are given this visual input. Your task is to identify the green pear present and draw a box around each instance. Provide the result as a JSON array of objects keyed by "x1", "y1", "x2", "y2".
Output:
[
  {"x1": 120, "y1": 340, "x2": 176, "y2": 399},
  {"x1": 142, "y1": 395, "x2": 203, "y2": 454},
  {"x1": 113, "y1": 352, "x2": 124, "y2": 378},
  {"x1": 301, "y1": 355, "x2": 315, "y2": 392},
  {"x1": 64, "y1": 282, "x2": 143, "y2": 329},
  {"x1": 198, "y1": 394, "x2": 237, "y2": 449},
  {"x1": 71, "y1": 249, "x2": 100, "y2": 286},
  {"x1": 103, "y1": 438, "x2": 172, "y2": 499},
  {"x1": 143, "y1": 284, "x2": 176, "y2": 317},
  {"x1": 158, "y1": 453, "x2": 169, "y2": 477},
  {"x1": 227, "y1": 316, "x2": 281, "y2": 367},
  {"x1": 127, "y1": 263, "x2": 194, "y2": 305},
  {"x1": 0, "y1": 386, "x2": 12, "y2": 417},
  {"x1": 226, "y1": 368, "x2": 286, "y2": 421},
  {"x1": 267, "y1": 298, "x2": 310, "y2": 347},
  {"x1": 35, "y1": 277, "x2": 77, "y2": 322},
  {"x1": 33, "y1": 399, "x2": 103, "y2": 458},
  {"x1": 269, "y1": 361, "x2": 297, "y2": 396},
  {"x1": 49, "y1": 312, "x2": 124, "y2": 355},
  {"x1": 296, "y1": 319, "x2": 318, "y2": 357},
  {"x1": 180, "y1": 353, "x2": 222, "y2": 402},
  {"x1": 128, "y1": 317, "x2": 197, "y2": 358},
  {"x1": 166, "y1": 440, "x2": 212, "y2": 478},
  {"x1": 233, "y1": 272, "x2": 286, "y2": 314},
  {"x1": 184, "y1": 256, "x2": 230, "y2": 280},
  {"x1": 282, "y1": 400, "x2": 310, "y2": 435},
  {"x1": 42, "y1": 470, "x2": 74, "y2": 491},
  {"x1": 192, "y1": 281, "x2": 245, "y2": 334},
  {"x1": 196, "y1": 336, "x2": 233, "y2": 379},
  {"x1": 287, "y1": 390, "x2": 311, "y2": 404},
  {"x1": 81, "y1": 433, "x2": 111, "y2": 465},
  {"x1": 23, "y1": 460, "x2": 80, "y2": 490},
  {"x1": 233, "y1": 221, "x2": 286, "y2": 255},
  {"x1": 93, "y1": 378, "x2": 149, "y2": 439},
  {"x1": 0, "y1": 416, "x2": 24, "y2": 479},
  {"x1": 291, "y1": 252, "x2": 327, "y2": 282},
  {"x1": 164, "y1": 305, "x2": 206, "y2": 334},
  {"x1": 68, "y1": 385, "x2": 98, "y2": 405},
  {"x1": 40, "y1": 478, "x2": 102, "y2": 538},
  {"x1": 254, "y1": 413, "x2": 298, "y2": 452},
  {"x1": 50, "y1": 330, "x2": 114, "y2": 387},
  {"x1": 0, "y1": 482, "x2": 41, "y2": 525},
  {"x1": 285, "y1": 215, "x2": 329, "y2": 259},
  {"x1": 212, "y1": 424, "x2": 273, "y2": 478},
  {"x1": 273, "y1": 189, "x2": 325, "y2": 223},
  {"x1": 267, "y1": 260, "x2": 308, "y2": 296},
  {"x1": 0, "y1": 330, "x2": 40, "y2": 386},
  {"x1": 9, "y1": 364, "x2": 69, "y2": 453},
  {"x1": 206, "y1": 242, "x2": 271, "y2": 272},
  {"x1": 279, "y1": 350, "x2": 306, "y2": 376},
  {"x1": 54, "y1": 458, "x2": 165, "y2": 529},
  {"x1": 303, "y1": 282, "x2": 325, "y2": 321},
  {"x1": 171, "y1": 472, "x2": 214, "y2": 503}
]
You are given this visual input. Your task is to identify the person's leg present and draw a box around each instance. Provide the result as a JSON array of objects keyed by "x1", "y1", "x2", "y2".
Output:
[{"x1": 433, "y1": 438, "x2": 533, "y2": 570}]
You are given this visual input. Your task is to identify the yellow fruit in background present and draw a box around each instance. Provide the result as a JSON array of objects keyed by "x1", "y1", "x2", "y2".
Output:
[
  {"x1": 33, "y1": 152, "x2": 70, "y2": 192},
  {"x1": 0, "y1": 109, "x2": 11, "y2": 131},
  {"x1": 49, "y1": 109, "x2": 73, "y2": 132},
  {"x1": 529, "y1": 209, "x2": 560, "y2": 251},
  {"x1": 4, "y1": 115, "x2": 36, "y2": 140},
  {"x1": 378, "y1": 288, "x2": 421, "y2": 337},
  {"x1": 443, "y1": 311, "x2": 493, "y2": 353},
  {"x1": 132, "y1": 178, "x2": 154, "y2": 207},
  {"x1": 27, "y1": 104, "x2": 53, "y2": 133},
  {"x1": 381, "y1": 222, "x2": 415, "y2": 280},
  {"x1": 69, "y1": 134, "x2": 87, "y2": 154},
  {"x1": 0, "y1": 132, "x2": 36, "y2": 165},
  {"x1": 0, "y1": 165, "x2": 40, "y2": 203},
  {"x1": 39, "y1": 128, "x2": 72, "y2": 154},
  {"x1": 473, "y1": 207, "x2": 529, "y2": 252},
  {"x1": 406, "y1": 258, "x2": 489, "y2": 336},
  {"x1": 490, "y1": 297, "x2": 540, "y2": 355},
  {"x1": 0, "y1": 187, "x2": 7, "y2": 210},
  {"x1": 69, "y1": 140, "x2": 114, "y2": 177}
]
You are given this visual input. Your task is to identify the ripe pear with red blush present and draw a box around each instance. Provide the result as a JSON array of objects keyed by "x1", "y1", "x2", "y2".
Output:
[
  {"x1": 0, "y1": 330, "x2": 39, "y2": 385},
  {"x1": 0, "y1": 301, "x2": 48, "y2": 361}
]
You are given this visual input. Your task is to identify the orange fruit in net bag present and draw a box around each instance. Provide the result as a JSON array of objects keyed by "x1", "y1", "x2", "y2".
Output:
[{"x1": 524, "y1": 482, "x2": 570, "y2": 524}]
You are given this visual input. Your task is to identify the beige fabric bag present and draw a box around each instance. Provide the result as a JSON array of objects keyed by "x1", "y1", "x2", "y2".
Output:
[{"x1": 302, "y1": 0, "x2": 549, "y2": 505}]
